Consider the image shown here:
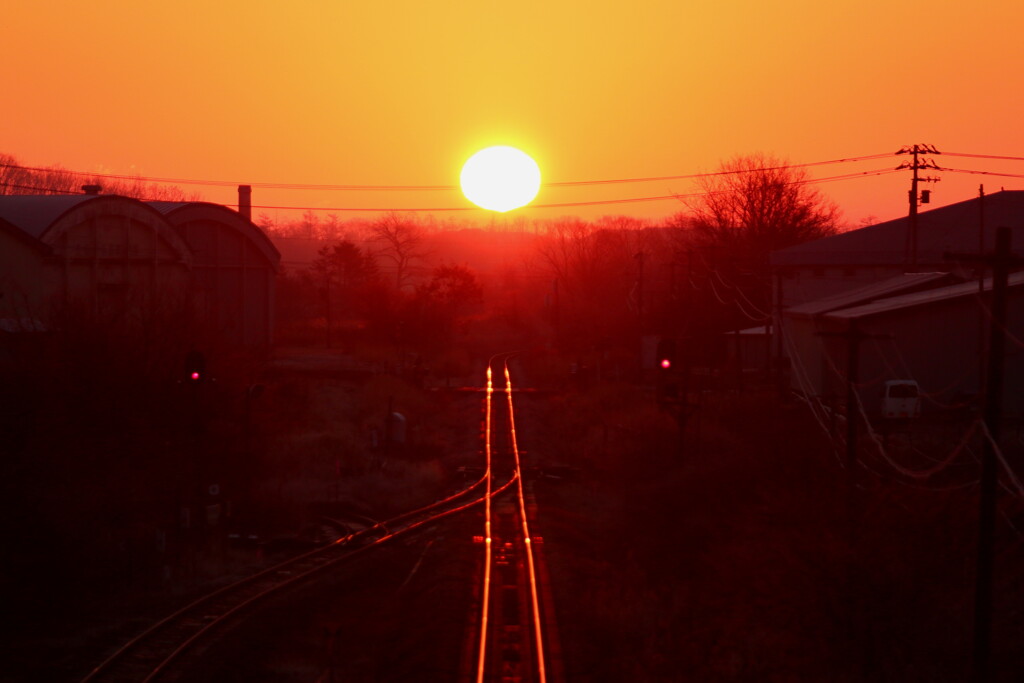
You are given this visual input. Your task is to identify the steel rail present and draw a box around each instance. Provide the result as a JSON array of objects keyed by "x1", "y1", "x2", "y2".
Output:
[
  {"x1": 81, "y1": 467, "x2": 504, "y2": 683},
  {"x1": 504, "y1": 362, "x2": 548, "y2": 683},
  {"x1": 473, "y1": 359, "x2": 548, "y2": 683},
  {"x1": 474, "y1": 364, "x2": 496, "y2": 683},
  {"x1": 144, "y1": 479, "x2": 516, "y2": 683}
]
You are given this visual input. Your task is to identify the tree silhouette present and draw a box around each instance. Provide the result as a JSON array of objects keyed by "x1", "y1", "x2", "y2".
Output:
[
  {"x1": 672, "y1": 153, "x2": 840, "y2": 333},
  {"x1": 419, "y1": 264, "x2": 482, "y2": 314},
  {"x1": 370, "y1": 213, "x2": 429, "y2": 291},
  {"x1": 682, "y1": 152, "x2": 839, "y2": 262},
  {"x1": 310, "y1": 240, "x2": 379, "y2": 347}
]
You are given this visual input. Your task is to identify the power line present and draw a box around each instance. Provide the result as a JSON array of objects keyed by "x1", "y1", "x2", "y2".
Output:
[
  {"x1": 4, "y1": 167, "x2": 898, "y2": 213},
  {"x1": 942, "y1": 167, "x2": 1024, "y2": 180},
  {"x1": 212, "y1": 168, "x2": 904, "y2": 212},
  {"x1": 0, "y1": 182, "x2": 81, "y2": 195},
  {"x1": 548, "y1": 153, "x2": 895, "y2": 187},
  {"x1": 0, "y1": 153, "x2": 894, "y2": 193},
  {"x1": 945, "y1": 152, "x2": 1024, "y2": 162},
  {"x1": 2, "y1": 150, "x2": 1017, "y2": 197}
]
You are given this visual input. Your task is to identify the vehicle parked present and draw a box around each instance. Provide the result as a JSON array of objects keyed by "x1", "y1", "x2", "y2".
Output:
[{"x1": 881, "y1": 380, "x2": 921, "y2": 419}]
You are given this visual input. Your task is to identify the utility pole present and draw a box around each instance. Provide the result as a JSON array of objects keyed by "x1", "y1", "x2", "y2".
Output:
[
  {"x1": 949, "y1": 227, "x2": 1021, "y2": 683},
  {"x1": 978, "y1": 186, "x2": 987, "y2": 400},
  {"x1": 818, "y1": 322, "x2": 892, "y2": 471},
  {"x1": 774, "y1": 268, "x2": 786, "y2": 397},
  {"x1": 896, "y1": 144, "x2": 942, "y2": 269},
  {"x1": 635, "y1": 251, "x2": 645, "y2": 330},
  {"x1": 635, "y1": 251, "x2": 645, "y2": 383}
]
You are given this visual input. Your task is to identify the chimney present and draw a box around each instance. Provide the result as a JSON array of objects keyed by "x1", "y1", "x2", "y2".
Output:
[
  {"x1": 82, "y1": 184, "x2": 102, "y2": 195},
  {"x1": 238, "y1": 185, "x2": 252, "y2": 220}
]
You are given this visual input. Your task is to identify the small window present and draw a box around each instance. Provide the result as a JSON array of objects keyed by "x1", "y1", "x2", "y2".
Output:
[{"x1": 888, "y1": 383, "x2": 919, "y2": 399}]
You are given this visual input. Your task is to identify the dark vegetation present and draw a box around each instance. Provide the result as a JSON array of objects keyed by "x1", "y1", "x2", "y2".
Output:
[{"x1": 531, "y1": 382, "x2": 1024, "y2": 682}]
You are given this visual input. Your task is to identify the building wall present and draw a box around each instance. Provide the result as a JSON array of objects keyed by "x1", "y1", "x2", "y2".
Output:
[
  {"x1": 41, "y1": 204, "x2": 191, "y2": 321},
  {"x1": 163, "y1": 210, "x2": 278, "y2": 351},
  {"x1": 796, "y1": 289, "x2": 1024, "y2": 415},
  {"x1": 782, "y1": 316, "x2": 828, "y2": 399},
  {"x1": 0, "y1": 228, "x2": 47, "y2": 323},
  {"x1": 852, "y1": 294, "x2": 1019, "y2": 413},
  {"x1": 3, "y1": 196, "x2": 280, "y2": 357}
]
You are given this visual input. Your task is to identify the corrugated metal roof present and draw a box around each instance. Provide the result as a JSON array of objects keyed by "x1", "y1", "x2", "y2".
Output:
[
  {"x1": 824, "y1": 272, "x2": 1024, "y2": 321},
  {"x1": 771, "y1": 190, "x2": 1024, "y2": 267},
  {"x1": 149, "y1": 201, "x2": 281, "y2": 267},
  {"x1": 787, "y1": 272, "x2": 956, "y2": 317},
  {"x1": 146, "y1": 201, "x2": 189, "y2": 215},
  {"x1": 0, "y1": 194, "x2": 106, "y2": 240}
]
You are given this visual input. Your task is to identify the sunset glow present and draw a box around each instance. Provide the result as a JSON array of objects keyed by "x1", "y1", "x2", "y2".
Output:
[
  {"x1": 5, "y1": 2, "x2": 1024, "y2": 676},
  {"x1": 3, "y1": 2, "x2": 1024, "y2": 224}
]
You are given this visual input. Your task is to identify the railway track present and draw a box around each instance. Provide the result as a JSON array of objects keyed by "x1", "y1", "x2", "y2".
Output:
[
  {"x1": 81, "y1": 462, "x2": 507, "y2": 683},
  {"x1": 470, "y1": 359, "x2": 560, "y2": 683},
  {"x1": 82, "y1": 358, "x2": 559, "y2": 682}
]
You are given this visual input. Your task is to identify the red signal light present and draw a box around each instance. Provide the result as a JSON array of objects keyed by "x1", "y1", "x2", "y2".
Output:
[
  {"x1": 660, "y1": 358, "x2": 672, "y2": 369},
  {"x1": 184, "y1": 350, "x2": 205, "y2": 383}
]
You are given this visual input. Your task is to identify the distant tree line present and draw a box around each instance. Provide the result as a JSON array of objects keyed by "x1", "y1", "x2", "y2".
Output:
[
  {"x1": 275, "y1": 217, "x2": 484, "y2": 363},
  {"x1": 268, "y1": 152, "x2": 840, "y2": 374},
  {"x1": 0, "y1": 152, "x2": 198, "y2": 200},
  {"x1": 3, "y1": 148, "x2": 841, "y2": 369}
]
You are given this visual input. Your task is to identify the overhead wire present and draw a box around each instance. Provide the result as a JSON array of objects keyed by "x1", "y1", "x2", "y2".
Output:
[
  {"x1": 0, "y1": 150, "x2": 1014, "y2": 213},
  {"x1": 0, "y1": 152, "x2": 894, "y2": 191},
  {"x1": 941, "y1": 167, "x2": 1024, "y2": 180},
  {"x1": 852, "y1": 366, "x2": 979, "y2": 482},
  {"x1": 970, "y1": 288, "x2": 1024, "y2": 351},
  {"x1": 710, "y1": 275, "x2": 770, "y2": 323},
  {"x1": 944, "y1": 152, "x2": 1024, "y2": 162},
  {"x1": 820, "y1": 338, "x2": 979, "y2": 483},
  {"x1": 979, "y1": 419, "x2": 1024, "y2": 498},
  {"x1": 710, "y1": 269, "x2": 774, "y2": 319},
  {"x1": 0, "y1": 156, "x2": 902, "y2": 213},
  {"x1": 0, "y1": 182, "x2": 81, "y2": 195},
  {"x1": 778, "y1": 321, "x2": 847, "y2": 463},
  {"x1": 871, "y1": 337, "x2": 976, "y2": 409}
]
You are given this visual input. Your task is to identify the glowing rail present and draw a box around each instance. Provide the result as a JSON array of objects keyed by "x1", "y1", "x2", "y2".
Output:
[
  {"x1": 475, "y1": 365, "x2": 495, "y2": 681},
  {"x1": 505, "y1": 363, "x2": 548, "y2": 683},
  {"x1": 474, "y1": 358, "x2": 548, "y2": 683}
]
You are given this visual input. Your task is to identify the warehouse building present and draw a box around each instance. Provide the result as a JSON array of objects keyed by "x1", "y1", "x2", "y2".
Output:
[
  {"x1": 770, "y1": 191, "x2": 1024, "y2": 415},
  {"x1": 0, "y1": 191, "x2": 279, "y2": 367}
]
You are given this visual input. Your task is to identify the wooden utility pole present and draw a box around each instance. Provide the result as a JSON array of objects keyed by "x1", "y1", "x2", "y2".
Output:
[
  {"x1": 971, "y1": 227, "x2": 1015, "y2": 683},
  {"x1": 634, "y1": 251, "x2": 645, "y2": 384},
  {"x1": 948, "y1": 226, "x2": 1021, "y2": 683},
  {"x1": 819, "y1": 322, "x2": 892, "y2": 471},
  {"x1": 896, "y1": 144, "x2": 941, "y2": 269}
]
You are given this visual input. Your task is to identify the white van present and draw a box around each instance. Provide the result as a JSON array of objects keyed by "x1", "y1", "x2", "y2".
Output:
[{"x1": 881, "y1": 380, "x2": 921, "y2": 419}]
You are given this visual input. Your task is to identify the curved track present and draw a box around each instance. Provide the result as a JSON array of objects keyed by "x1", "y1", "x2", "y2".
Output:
[
  {"x1": 82, "y1": 358, "x2": 556, "y2": 683},
  {"x1": 81, "y1": 466, "x2": 508, "y2": 683}
]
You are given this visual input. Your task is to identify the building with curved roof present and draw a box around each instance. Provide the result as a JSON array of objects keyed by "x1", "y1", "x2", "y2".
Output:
[
  {"x1": 149, "y1": 201, "x2": 280, "y2": 349},
  {"x1": 0, "y1": 192, "x2": 280, "y2": 359}
]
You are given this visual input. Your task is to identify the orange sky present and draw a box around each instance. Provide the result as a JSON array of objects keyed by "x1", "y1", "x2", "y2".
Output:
[{"x1": 4, "y1": 1, "x2": 1024, "y2": 227}]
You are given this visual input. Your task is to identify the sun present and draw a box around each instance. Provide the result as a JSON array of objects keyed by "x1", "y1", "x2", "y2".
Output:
[{"x1": 460, "y1": 146, "x2": 541, "y2": 212}]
